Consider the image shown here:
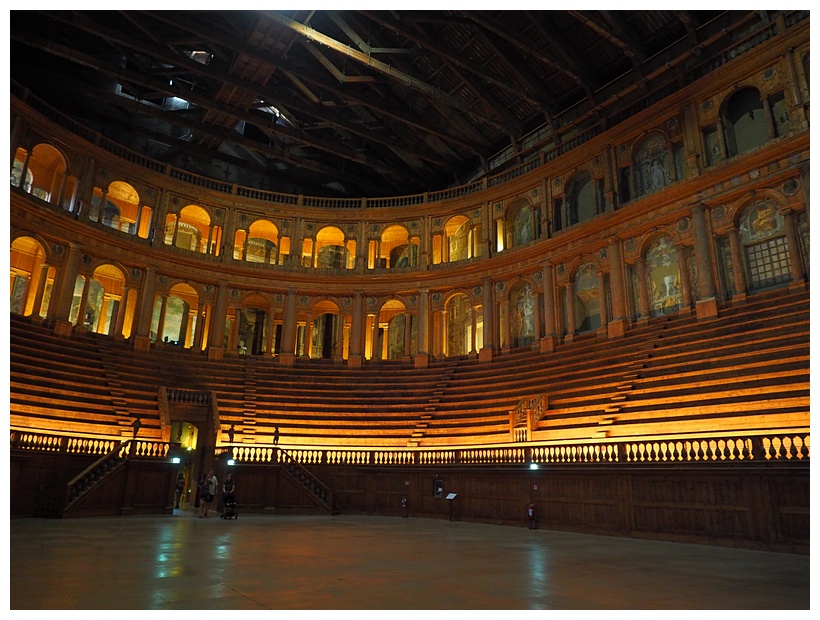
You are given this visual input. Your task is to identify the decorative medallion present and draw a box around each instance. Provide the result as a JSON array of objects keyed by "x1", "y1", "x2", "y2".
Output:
[
  {"x1": 370, "y1": 224, "x2": 379, "y2": 235},
  {"x1": 702, "y1": 99, "x2": 713, "y2": 112},
  {"x1": 172, "y1": 196, "x2": 180, "y2": 205},
  {"x1": 145, "y1": 188, "x2": 155, "y2": 199},
  {"x1": 473, "y1": 286, "x2": 482, "y2": 297},
  {"x1": 408, "y1": 295, "x2": 417, "y2": 306},
  {"x1": 432, "y1": 292, "x2": 441, "y2": 303},
  {"x1": 305, "y1": 223, "x2": 313, "y2": 232},
  {"x1": 239, "y1": 213, "x2": 248, "y2": 226},
  {"x1": 367, "y1": 296, "x2": 377, "y2": 307},
  {"x1": 81, "y1": 254, "x2": 92, "y2": 265},
  {"x1": 275, "y1": 293, "x2": 283, "y2": 304},
  {"x1": 473, "y1": 210, "x2": 480, "y2": 218},
  {"x1": 677, "y1": 217, "x2": 693, "y2": 233},
  {"x1": 299, "y1": 295, "x2": 310, "y2": 306},
  {"x1": 553, "y1": 178, "x2": 562, "y2": 189},
  {"x1": 495, "y1": 281, "x2": 505, "y2": 292},
  {"x1": 783, "y1": 179, "x2": 800, "y2": 195},
  {"x1": 711, "y1": 205, "x2": 727, "y2": 222},
  {"x1": 348, "y1": 224, "x2": 356, "y2": 233},
  {"x1": 433, "y1": 217, "x2": 442, "y2": 227},
  {"x1": 494, "y1": 202, "x2": 503, "y2": 213},
  {"x1": 130, "y1": 268, "x2": 142, "y2": 279},
  {"x1": 342, "y1": 297, "x2": 352, "y2": 307},
  {"x1": 624, "y1": 238, "x2": 637, "y2": 252},
  {"x1": 411, "y1": 221, "x2": 419, "y2": 230},
  {"x1": 205, "y1": 285, "x2": 214, "y2": 295},
  {"x1": 593, "y1": 157, "x2": 600, "y2": 166},
  {"x1": 597, "y1": 247, "x2": 608, "y2": 261},
  {"x1": 556, "y1": 264, "x2": 566, "y2": 276},
  {"x1": 532, "y1": 188, "x2": 539, "y2": 198},
  {"x1": 763, "y1": 66, "x2": 776, "y2": 80},
  {"x1": 214, "y1": 209, "x2": 223, "y2": 220},
  {"x1": 159, "y1": 275, "x2": 169, "y2": 285},
  {"x1": 620, "y1": 144, "x2": 628, "y2": 153},
  {"x1": 51, "y1": 244, "x2": 64, "y2": 256},
  {"x1": 667, "y1": 117, "x2": 678, "y2": 130},
  {"x1": 230, "y1": 288, "x2": 239, "y2": 299},
  {"x1": 533, "y1": 271, "x2": 542, "y2": 283}
]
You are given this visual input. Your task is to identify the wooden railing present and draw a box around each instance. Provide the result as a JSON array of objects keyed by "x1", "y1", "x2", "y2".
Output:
[{"x1": 509, "y1": 394, "x2": 549, "y2": 441}]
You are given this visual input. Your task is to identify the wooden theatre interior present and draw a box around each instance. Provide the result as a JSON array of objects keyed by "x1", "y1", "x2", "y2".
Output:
[{"x1": 9, "y1": 10, "x2": 809, "y2": 553}]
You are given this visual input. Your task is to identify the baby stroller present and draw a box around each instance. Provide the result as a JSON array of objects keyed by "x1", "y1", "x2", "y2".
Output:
[{"x1": 221, "y1": 493, "x2": 238, "y2": 519}]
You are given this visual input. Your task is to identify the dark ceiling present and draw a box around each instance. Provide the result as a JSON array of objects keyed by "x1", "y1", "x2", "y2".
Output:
[{"x1": 11, "y1": 10, "x2": 776, "y2": 198}]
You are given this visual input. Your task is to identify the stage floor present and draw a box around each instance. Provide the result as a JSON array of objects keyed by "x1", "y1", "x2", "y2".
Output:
[{"x1": 10, "y1": 510, "x2": 810, "y2": 610}]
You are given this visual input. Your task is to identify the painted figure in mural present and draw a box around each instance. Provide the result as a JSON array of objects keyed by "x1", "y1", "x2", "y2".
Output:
[{"x1": 650, "y1": 159, "x2": 667, "y2": 191}]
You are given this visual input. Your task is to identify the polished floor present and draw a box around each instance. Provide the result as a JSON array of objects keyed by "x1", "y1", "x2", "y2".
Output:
[{"x1": 10, "y1": 508, "x2": 811, "y2": 611}]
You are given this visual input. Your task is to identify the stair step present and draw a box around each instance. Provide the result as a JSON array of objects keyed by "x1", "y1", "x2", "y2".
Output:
[
  {"x1": 616, "y1": 384, "x2": 632, "y2": 390},
  {"x1": 610, "y1": 395, "x2": 627, "y2": 401}
]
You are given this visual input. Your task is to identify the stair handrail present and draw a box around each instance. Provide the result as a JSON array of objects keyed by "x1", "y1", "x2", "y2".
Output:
[
  {"x1": 63, "y1": 439, "x2": 133, "y2": 509},
  {"x1": 509, "y1": 394, "x2": 548, "y2": 440},
  {"x1": 278, "y1": 448, "x2": 335, "y2": 512}
]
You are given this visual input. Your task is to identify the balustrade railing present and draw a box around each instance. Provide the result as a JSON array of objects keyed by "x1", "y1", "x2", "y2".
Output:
[{"x1": 13, "y1": 430, "x2": 810, "y2": 467}]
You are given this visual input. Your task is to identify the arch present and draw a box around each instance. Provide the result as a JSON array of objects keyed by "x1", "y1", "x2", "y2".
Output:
[
  {"x1": 380, "y1": 224, "x2": 418, "y2": 269},
  {"x1": 444, "y1": 215, "x2": 472, "y2": 262},
  {"x1": 10, "y1": 147, "x2": 33, "y2": 192},
  {"x1": 310, "y1": 299, "x2": 342, "y2": 359},
  {"x1": 506, "y1": 198, "x2": 538, "y2": 248},
  {"x1": 722, "y1": 86, "x2": 767, "y2": 157},
  {"x1": 165, "y1": 204, "x2": 212, "y2": 253},
  {"x1": 572, "y1": 261, "x2": 601, "y2": 333},
  {"x1": 9, "y1": 235, "x2": 52, "y2": 317},
  {"x1": 566, "y1": 171, "x2": 597, "y2": 226},
  {"x1": 12, "y1": 143, "x2": 74, "y2": 209},
  {"x1": 83, "y1": 264, "x2": 128, "y2": 335},
  {"x1": 314, "y1": 225, "x2": 347, "y2": 269}
]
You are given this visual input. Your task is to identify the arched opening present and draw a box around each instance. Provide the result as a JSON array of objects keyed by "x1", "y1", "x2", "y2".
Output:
[
  {"x1": 573, "y1": 263, "x2": 600, "y2": 333},
  {"x1": 445, "y1": 293, "x2": 472, "y2": 356},
  {"x1": 12, "y1": 143, "x2": 74, "y2": 208},
  {"x1": 87, "y1": 264, "x2": 127, "y2": 335},
  {"x1": 311, "y1": 300, "x2": 342, "y2": 359},
  {"x1": 445, "y1": 215, "x2": 472, "y2": 263},
  {"x1": 89, "y1": 181, "x2": 152, "y2": 237},
  {"x1": 235, "y1": 218, "x2": 279, "y2": 264},
  {"x1": 9, "y1": 236, "x2": 52, "y2": 318},
  {"x1": 314, "y1": 226, "x2": 348, "y2": 269},
  {"x1": 723, "y1": 87, "x2": 767, "y2": 157},
  {"x1": 738, "y1": 199, "x2": 792, "y2": 291},
  {"x1": 567, "y1": 172, "x2": 597, "y2": 226},
  {"x1": 165, "y1": 205, "x2": 216, "y2": 254}
]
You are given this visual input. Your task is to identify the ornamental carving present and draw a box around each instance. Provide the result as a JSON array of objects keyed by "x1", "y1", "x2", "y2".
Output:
[
  {"x1": 299, "y1": 295, "x2": 310, "y2": 305},
  {"x1": 275, "y1": 293, "x2": 283, "y2": 304},
  {"x1": 431, "y1": 292, "x2": 441, "y2": 303},
  {"x1": 533, "y1": 271, "x2": 542, "y2": 282},
  {"x1": 51, "y1": 244, "x2": 64, "y2": 256},
  {"x1": 763, "y1": 66, "x2": 776, "y2": 80},
  {"x1": 130, "y1": 268, "x2": 142, "y2": 279},
  {"x1": 711, "y1": 205, "x2": 727, "y2": 222},
  {"x1": 408, "y1": 295, "x2": 417, "y2": 306},
  {"x1": 667, "y1": 117, "x2": 679, "y2": 130},
  {"x1": 367, "y1": 296, "x2": 377, "y2": 307},
  {"x1": 556, "y1": 264, "x2": 565, "y2": 276},
  {"x1": 81, "y1": 254, "x2": 92, "y2": 264},
  {"x1": 205, "y1": 285, "x2": 215, "y2": 295},
  {"x1": 495, "y1": 281, "x2": 505, "y2": 292},
  {"x1": 702, "y1": 99, "x2": 713, "y2": 112},
  {"x1": 342, "y1": 297, "x2": 352, "y2": 307},
  {"x1": 597, "y1": 248, "x2": 608, "y2": 261},
  {"x1": 677, "y1": 217, "x2": 692, "y2": 233},
  {"x1": 230, "y1": 288, "x2": 240, "y2": 299},
  {"x1": 624, "y1": 238, "x2": 637, "y2": 253},
  {"x1": 473, "y1": 286, "x2": 482, "y2": 297},
  {"x1": 783, "y1": 179, "x2": 800, "y2": 196}
]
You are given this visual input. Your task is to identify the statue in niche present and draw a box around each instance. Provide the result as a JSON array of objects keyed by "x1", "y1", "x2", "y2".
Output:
[
  {"x1": 636, "y1": 135, "x2": 671, "y2": 197},
  {"x1": 512, "y1": 284, "x2": 535, "y2": 345},
  {"x1": 646, "y1": 236, "x2": 681, "y2": 315}
]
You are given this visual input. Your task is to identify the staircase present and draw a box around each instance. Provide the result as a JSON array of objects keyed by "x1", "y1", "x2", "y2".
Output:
[{"x1": 278, "y1": 448, "x2": 338, "y2": 514}]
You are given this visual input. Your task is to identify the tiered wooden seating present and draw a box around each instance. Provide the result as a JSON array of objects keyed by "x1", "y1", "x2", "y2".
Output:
[{"x1": 8, "y1": 287, "x2": 809, "y2": 448}]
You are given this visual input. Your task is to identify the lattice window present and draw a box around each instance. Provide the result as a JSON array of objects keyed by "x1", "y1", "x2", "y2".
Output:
[{"x1": 745, "y1": 236, "x2": 791, "y2": 290}]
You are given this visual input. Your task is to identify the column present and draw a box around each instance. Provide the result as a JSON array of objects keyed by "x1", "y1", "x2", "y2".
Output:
[
  {"x1": 304, "y1": 317, "x2": 314, "y2": 358},
  {"x1": 636, "y1": 259, "x2": 651, "y2": 323},
  {"x1": 782, "y1": 208, "x2": 806, "y2": 288},
  {"x1": 469, "y1": 308, "x2": 477, "y2": 354},
  {"x1": 265, "y1": 309, "x2": 276, "y2": 356},
  {"x1": 676, "y1": 245, "x2": 693, "y2": 315},
  {"x1": 348, "y1": 292, "x2": 365, "y2": 367},
  {"x1": 414, "y1": 290, "x2": 430, "y2": 368},
  {"x1": 481, "y1": 279, "x2": 495, "y2": 360},
  {"x1": 500, "y1": 298, "x2": 510, "y2": 351},
  {"x1": 728, "y1": 228, "x2": 748, "y2": 301},
  {"x1": 193, "y1": 301, "x2": 206, "y2": 350},
  {"x1": 607, "y1": 237, "x2": 629, "y2": 337},
  {"x1": 114, "y1": 286, "x2": 131, "y2": 338},
  {"x1": 531, "y1": 288, "x2": 542, "y2": 344},
  {"x1": 75, "y1": 276, "x2": 92, "y2": 330},
  {"x1": 207, "y1": 281, "x2": 229, "y2": 360},
  {"x1": 156, "y1": 294, "x2": 169, "y2": 343},
  {"x1": 691, "y1": 204, "x2": 718, "y2": 318},
  {"x1": 596, "y1": 272, "x2": 608, "y2": 335},
  {"x1": 29, "y1": 261, "x2": 50, "y2": 319},
  {"x1": 279, "y1": 289, "x2": 298, "y2": 366},
  {"x1": 404, "y1": 313, "x2": 413, "y2": 358},
  {"x1": 51, "y1": 242, "x2": 83, "y2": 336},
  {"x1": 564, "y1": 284, "x2": 576, "y2": 342},
  {"x1": 132, "y1": 266, "x2": 156, "y2": 351},
  {"x1": 540, "y1": 264, "x2": 558, "y2": 352},
  {"x1": 370, "y1": 309, "x2": 381, "y2": 360}
]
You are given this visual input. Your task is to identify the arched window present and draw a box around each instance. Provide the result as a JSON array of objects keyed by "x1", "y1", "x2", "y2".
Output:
[
  {"x1": 723, "y1": 87, "x2": 767, "y2": 157},
  {"x1": 86, "y1": 264, "x2": 128, "y2": 336},
  {"x1": 236, "y1": 219, "x2": 279, "y2": 264},
  {"x1": 314, "y1": 226, "x2": 348, "y2": 269},
  {"x1": 444, "y1": 216, "x2": 472, "y2": 262},
  {"x1": 310, "y1": 300, "x2": 342, "y2": 359},
  {"x1": 379, "y1": 225, "x2": 418, "y2": 269}
]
